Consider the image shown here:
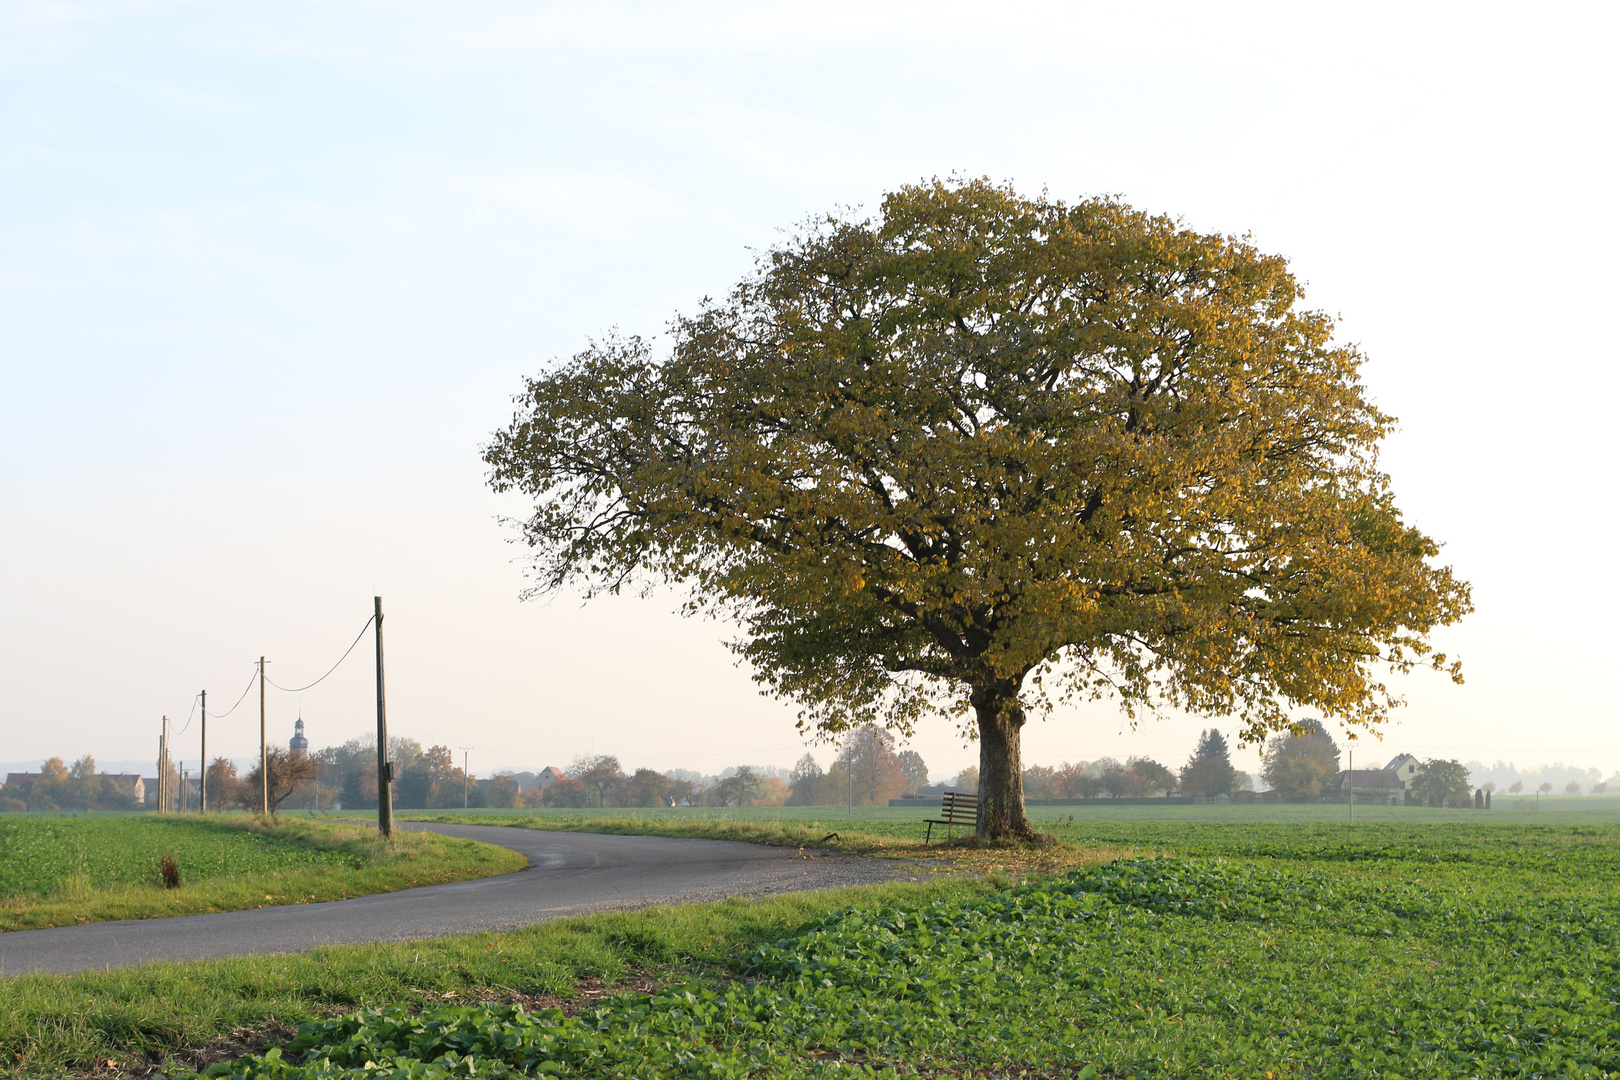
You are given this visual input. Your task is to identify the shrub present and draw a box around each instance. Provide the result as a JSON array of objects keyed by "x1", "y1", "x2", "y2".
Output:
[{"x1": 157, "y1": 854, "x2": 182, "y2": 890}]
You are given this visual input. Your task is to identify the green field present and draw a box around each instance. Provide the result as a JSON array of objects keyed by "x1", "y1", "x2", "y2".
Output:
[
  {"x1": 0, "y1": 815, "x2": 527, "y2": 931},
  {"x1": 404, "y1": 795, "x2": 1620, "y2": 827},
  {"x1": 4, "y1": 817, "x2": 1616, "y2": 1078},
  {"x1": 397, "y1": 798, "x2": 1620, "y2": 859}
]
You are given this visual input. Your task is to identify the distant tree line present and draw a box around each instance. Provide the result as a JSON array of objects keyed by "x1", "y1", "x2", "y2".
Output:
[
  {"x1": 0, "y1": 756, "x2": 146, "y2": 812},
  {"x1": 11, "y1": 725, "x2": 1612, "y2": 813}
]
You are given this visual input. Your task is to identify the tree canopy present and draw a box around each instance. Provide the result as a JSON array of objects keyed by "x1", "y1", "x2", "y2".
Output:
[
  {"x1": 246, "y1": 747, "x2": 318, "y2": 815},
  {"x1": 898, "y1": 749, "x2": 930, "y2": 793},
  {"x1": 1261, "y1": 719, "x2": 1343, "y2": 801},
  {"x1": 486, "y1": 178, "x2": 1471, "y2": 837},
  {"x1": 1180, "y1": 728, "x2": 1242, "y2": 798},
  {"x1": 1409, "y1": 758, "x2": 1472, "y2": 808},
  {"x1": 837, "y1": 724, "x2": 909, "y2": 806}
]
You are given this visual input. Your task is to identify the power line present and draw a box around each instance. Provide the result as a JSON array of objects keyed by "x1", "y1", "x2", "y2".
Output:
[
  {"x1": 264, "y1": 615, "x2": 375, "y2": 694},
  {"x1": 642, "y1": 744, "x2": 809, "y2": 759},
  {"x1": 172, "y1": 692, "x2": 201, "y2": 738},
  {"x1": 205, "y1": 667, "x2": 260, "y2": 719},
  {"x1": 1389, "y1": 744, "x2": 1620, "y2": 754}
]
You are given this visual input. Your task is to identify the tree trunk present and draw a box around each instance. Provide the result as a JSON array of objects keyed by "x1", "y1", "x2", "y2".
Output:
[{"x1": 974, "y1": 680, "x2": 1034, "y2": 840}]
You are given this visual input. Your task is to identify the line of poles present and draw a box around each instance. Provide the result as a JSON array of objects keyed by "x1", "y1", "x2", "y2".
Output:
[{"x1": 157, "y1": 596, "x2": 394, "y2": 838}]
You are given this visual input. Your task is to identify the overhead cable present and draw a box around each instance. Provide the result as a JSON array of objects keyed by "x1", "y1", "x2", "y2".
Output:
[
  {"x1": 205, "y1": 666, "x2": 261, "y2": 719},
  {"x1": 172, "y1": 692, "x2": 200, "y2": 737},
  {"x1": 265, "y1": 614, "x2": 375, "y2": 694}
]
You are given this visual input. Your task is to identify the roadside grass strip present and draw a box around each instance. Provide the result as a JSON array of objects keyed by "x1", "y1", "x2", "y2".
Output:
[
  {"x1": 401, "y1": 810, "x2": 1124, "y2": 878},
  {"x1": 0, "y1": 817, "x2": 526, "y2": 930},
  {"x1": 185, "y1": 856, "x2": 1620, "y2": 1079},
  {"x1": 399, "y1": 812, "x2": 920, "y2": 855}
]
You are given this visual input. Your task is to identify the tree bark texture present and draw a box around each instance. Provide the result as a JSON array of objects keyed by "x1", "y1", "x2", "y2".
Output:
[{"x1": 974, "y1": 681, "x2": 1034, "y2": 839}]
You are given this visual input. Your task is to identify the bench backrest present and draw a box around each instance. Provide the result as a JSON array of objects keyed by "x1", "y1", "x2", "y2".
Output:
[{"x1": 938, "y1": 790, "x2": 981, "y2": 823}]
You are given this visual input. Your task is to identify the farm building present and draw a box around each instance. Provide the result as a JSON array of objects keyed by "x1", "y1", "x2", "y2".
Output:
[
  {"x1": 3, "y1": 772, "x2": 38, "y2": 796},
  {"x1": 1340, "y1": 768, "x2": 1407, "y2": 804},
  {"x1": 1337, "y1": 754, "x2": 1424, "y2": 804},
  {"x1": 1384, "y1": 753, "x2": 1423, "y2": 783}
]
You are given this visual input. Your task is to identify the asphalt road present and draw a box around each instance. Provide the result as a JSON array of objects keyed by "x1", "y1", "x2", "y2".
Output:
[{"x1": 0, "y1": 823, "x2": 907, "y2": 976}]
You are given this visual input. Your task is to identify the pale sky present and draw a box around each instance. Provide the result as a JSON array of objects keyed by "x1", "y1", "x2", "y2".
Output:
[{"x1": 2, "y1": 1, "x2": 1617, "y2": 785}]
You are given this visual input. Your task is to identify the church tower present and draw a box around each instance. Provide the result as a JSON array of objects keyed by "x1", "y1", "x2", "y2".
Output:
[{"x1": 290, "y1": 716, "x2": 309, "y2": 757}]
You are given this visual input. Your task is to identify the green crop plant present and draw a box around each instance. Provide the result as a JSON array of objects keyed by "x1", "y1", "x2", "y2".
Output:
[{"x1": 184, "y1": 835, "x2": 1617, "y2": 1078}]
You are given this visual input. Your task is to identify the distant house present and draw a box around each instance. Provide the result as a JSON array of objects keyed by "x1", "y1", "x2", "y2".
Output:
[
  {"x1": 1335, "y1": 754, "x2": 1423, "y2": 805},
  {"x1": 1340, "y1": 769, "x2": 1406, "y2": 804},
  {"x1": 536, "y1": 767, "x2": 565, "y2": 790},
  {"x1": 4, "y1": 773, "x2": 38, "y2": 796},
  {"x1": 1384, "y1": 753, "x2": 1422, "y2": 782}
]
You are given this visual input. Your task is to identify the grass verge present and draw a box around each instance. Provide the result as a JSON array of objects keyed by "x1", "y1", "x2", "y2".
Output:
[
  {"x1": 403, "y1": 810, "x2": 922, "y2": 853},
  {"x1": 0, "y1": 878, "x2": 984, "y2": 1077},
  {"x1": 0, "y1": 816, "x2": 527, "y2": 932}
]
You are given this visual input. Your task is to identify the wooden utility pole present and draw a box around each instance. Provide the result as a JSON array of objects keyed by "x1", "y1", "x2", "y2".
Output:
[
  {"x1": 158, "y1": 716, "x2": 170, "y2": 813},
  {"x1": 258, "y1": 656, "x2": 269, "y2": 816},
  {"x1": 375, "y1": 596, "x2": 393, "y2": 839},
  {"x1": 461, "y1": 747, "x2": 473, "y2": 809},
  {"x1": 199, "y1": 689, "x2": 208, "y2": 813}
]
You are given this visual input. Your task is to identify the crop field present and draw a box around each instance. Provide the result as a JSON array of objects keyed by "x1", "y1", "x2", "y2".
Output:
[
  {"x1": 173, "y1": 819, "x2": 1620, "y2": 1079},
  {"x1": 0, "y1": 815, "x2": 526, "y2": 930},
  {"x1": 4, "y1": 819, "x2": 1612, "y2": 1078}
]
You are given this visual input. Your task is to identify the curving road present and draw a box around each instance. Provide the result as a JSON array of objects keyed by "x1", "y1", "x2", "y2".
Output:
[{"x1": 0, "y1": 824, "x2": 909, "y2": 976}]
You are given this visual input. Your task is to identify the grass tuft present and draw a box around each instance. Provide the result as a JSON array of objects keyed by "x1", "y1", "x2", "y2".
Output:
[{"x1": 157, "y1": 853, "x2": 182, "y2": 890}]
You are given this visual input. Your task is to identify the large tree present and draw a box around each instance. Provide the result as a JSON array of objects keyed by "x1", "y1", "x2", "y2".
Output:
[
  {"x1": 1181, "y1": 728, "x2": 1242, "y2": 798},
  {"x1": 898, "y1": 749, "x2": 930, "y2": 793},
  {"x1": 206, "y1": 756, "x2": 242, "y2": 810},
  {"x1": 625, "y1": 767, "x2": 674, "y2": 807},
  {"x1": 245, "y1": 747, "x2": 319, "y2": 815},
  {"x1": 1261, "y1": 719, "x2": 1343, "y2": 801},
  {"x1": 1409, "y1": 759, "x2": 1472, "y2": 808},
  {"x1": 486, "y1": 178, "x2": 1471, "y2": 838},
  {"x1": 837, "y1": 724, "x2": 909, "y2": 806},
  {"x1": 569, "y1": 754, "x2": 626, "y2": 808},
  {"x1": 69, "y1": 754, "x2": 100, "y2": 811}
]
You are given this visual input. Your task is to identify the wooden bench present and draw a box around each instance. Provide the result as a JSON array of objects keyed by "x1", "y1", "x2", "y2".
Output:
[{"x1": 924, "y1": 790, "x2": 981, "y2": 843}]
